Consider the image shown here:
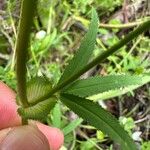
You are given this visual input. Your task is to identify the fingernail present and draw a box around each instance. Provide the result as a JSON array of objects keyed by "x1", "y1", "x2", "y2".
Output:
[{"x1": 0, "y1": 125, "x2": 50, "y2": 150}]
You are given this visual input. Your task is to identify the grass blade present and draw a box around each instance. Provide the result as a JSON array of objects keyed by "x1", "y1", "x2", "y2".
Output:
[
  {"x1": 51, "y1": 103, "x2": 62, "y2": 128},
  {"x1": 63, "y1": 118, "x2": 83, "y2": 136}
]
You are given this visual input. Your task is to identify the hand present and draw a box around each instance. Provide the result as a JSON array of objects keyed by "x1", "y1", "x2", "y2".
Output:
[{"x1": 0, "y1": 81, "x2": 64, "y2": 150}]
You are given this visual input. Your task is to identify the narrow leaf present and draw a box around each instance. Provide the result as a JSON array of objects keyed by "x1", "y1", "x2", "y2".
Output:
[
  {"x1": 63, "y1": 118, "x2": 83, "y2": 136},
  {"x1": 60, "y1": 94, "x2": 137, "y2": 150},
  {"x1": 62, "y1": 74, "x2": 146, "y2": 98},
  {"x1": 58, "y1": 9, "x2": 98, "y2": 84},
  {"x1": 88, "y1": 73, "x2": 150, "y2": 101},
  {"x1": 51, "y1": 103, "x2": 62, "y2": 128}
]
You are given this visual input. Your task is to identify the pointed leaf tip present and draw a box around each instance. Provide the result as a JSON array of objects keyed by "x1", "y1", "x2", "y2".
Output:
[{"x1": 58, "y1": 9, "x2": 99, "y2": 85}]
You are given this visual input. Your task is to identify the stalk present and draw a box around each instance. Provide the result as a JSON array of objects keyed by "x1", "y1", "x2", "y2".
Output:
[{"x1": 15, "y1": 0, "x2": 38, "y2": 124}]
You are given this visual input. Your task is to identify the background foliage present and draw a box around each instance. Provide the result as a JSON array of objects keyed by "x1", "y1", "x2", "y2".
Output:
[{"x1": 0, "y1": 0, "x2": 149, "y2": 149}]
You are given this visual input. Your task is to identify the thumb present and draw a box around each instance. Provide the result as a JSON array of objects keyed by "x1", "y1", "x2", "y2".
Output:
[{"x1": 0, "y1": 125, "x2": 50, "y2": 150}]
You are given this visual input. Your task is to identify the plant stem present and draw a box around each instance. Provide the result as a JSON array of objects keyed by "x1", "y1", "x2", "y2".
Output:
[
  {"x1": 99, "y1": 21, "x2": 143, "y2": 29},
  {"x1": 15, "y1": 0, "x2": 37, "y2": 124},
  {"x1": 74, "y1": 15, "x2": 149, "y2": 29},
  {"x1": 31, "y1": 20, "x2": 150, "y2": 105}
]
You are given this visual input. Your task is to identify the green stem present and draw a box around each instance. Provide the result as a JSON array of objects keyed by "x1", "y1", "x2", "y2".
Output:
[
  {"x1": 99, "y1": 21, "x2": 143, "y2": 29},
  {"x1": 74, "y1": 15, "x2": 150, "y2": 29},
  {"x1": 15, "y1": 0, "x2": 37, "y2": 124},
  {"x1": 31, "y1": 20, "x2": 150, "y2": 105}
]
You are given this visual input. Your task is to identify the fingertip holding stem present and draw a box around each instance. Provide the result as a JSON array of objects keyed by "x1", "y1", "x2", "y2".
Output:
[{"x1": 0, "y1": 82, "x2": 64, "y2": 149}]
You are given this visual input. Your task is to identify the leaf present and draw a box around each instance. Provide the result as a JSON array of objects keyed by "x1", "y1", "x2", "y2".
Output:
[
  {"x1": 37, "y1": 0, "x2": 52, "y2": 28},
  {"x1": 62, "y1": 74, "x2": 144, "y2": 97},
  {"x1": 18, "y1": 97, "x2": 57, "y2": 121},
  {"x1": 58, "y1": 8, "x2": 99, "y2": 84},
  {"x1": 62, "y1": 118, "x2": 83, "y2": 136},
  {"x1": 60, "y1": 94, "x2": 137, "y2": 150},
  {"x1": 88, "y1": 73, "x2": 150, "y2": 101},
  {"x1": 51, "y1": 103, "x2": 62, "y2": 128},
  {"x1": 27, "y1": 76, "x2": 52, "y2": 104},
  {"x1": 17, "y1": 76, "x2": 57, "y2": 120}
]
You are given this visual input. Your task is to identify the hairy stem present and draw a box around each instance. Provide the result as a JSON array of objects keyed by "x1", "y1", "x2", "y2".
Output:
[
  {"x1": 31, "y1": 20, "x2": 150, "y2": 105},
  {"x1": 15, "y1": 0, "x2": 37, "y2": 124}
]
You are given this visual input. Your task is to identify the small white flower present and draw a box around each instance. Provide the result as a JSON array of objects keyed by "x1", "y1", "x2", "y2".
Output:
[
  {"x1": 132, "y1": 131, "x2": 142, "y2": 141},
  {"x1": 36, "y1": 30, "x2": 46, "y2": 39}
]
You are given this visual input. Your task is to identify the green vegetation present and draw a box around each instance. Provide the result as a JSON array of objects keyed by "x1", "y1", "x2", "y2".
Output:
[{"x1": 0, "y1": 0, "x2": 150, "y2": 149}]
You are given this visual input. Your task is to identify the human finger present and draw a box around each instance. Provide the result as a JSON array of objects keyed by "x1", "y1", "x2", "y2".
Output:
[
  {"x1": 0, "y1": 81, "x2": 21, "y2": 129},
  {"x1": 0, "y1": 82, "x2": 64, "y2": 149},
  {"x1": 0, "y1": 125, "x2": 50, "y2": 150}
]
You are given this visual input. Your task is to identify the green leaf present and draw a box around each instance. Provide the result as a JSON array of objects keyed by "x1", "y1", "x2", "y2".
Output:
[
  {"x1": 51, "y1": 103, "x2": 62, "y2": 128},
  {"x1": 27, "y1": 76, "x2": 52, "y2": 104},
  {"x1": 88, "y1": 73, "x2": 150, "y2": 101},
  {"x1": 60, "y1": 94, "x2": 137, "y2": 150},
  {"x1": 63, "y1": 118, "x2": 83, "y2": 136},
  {"x1": 18, "y1": 97, "x2": 57, "y2": 121},
  {"x1": 58, "y1": 8, "x2": 99, "y2": 84},
  {"x1": 17, "y1": 76, "x2": 57, "y2": 121},
  {"x1": 62, "y1": 74, "x2": 144, "y2": 97}
]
